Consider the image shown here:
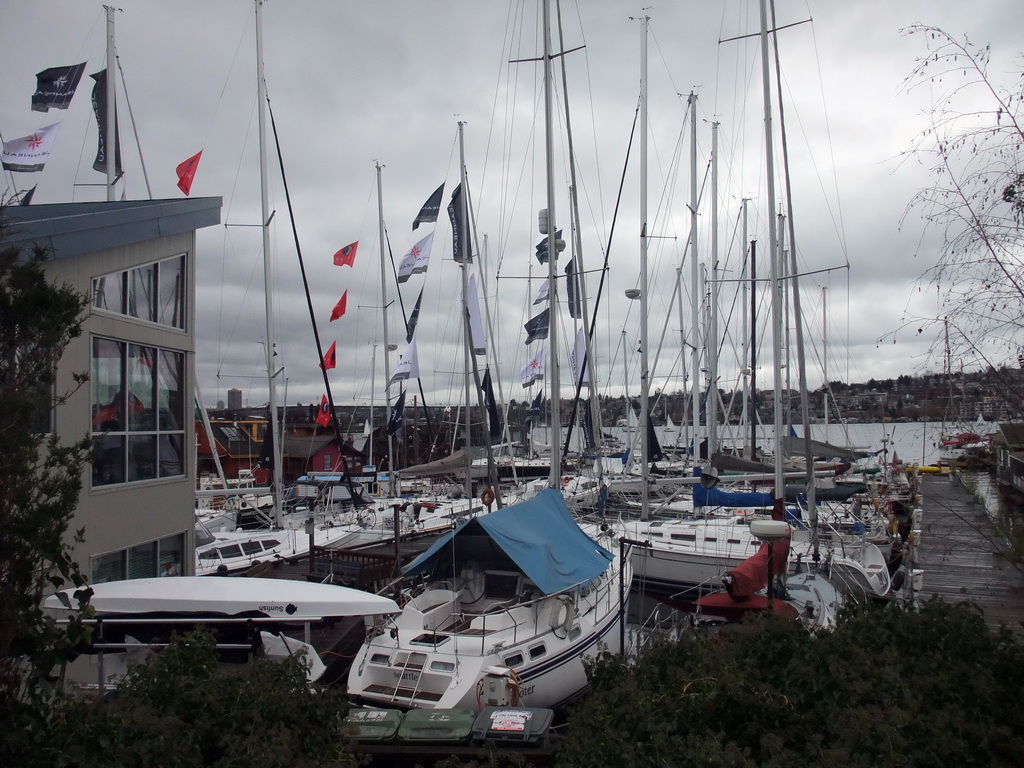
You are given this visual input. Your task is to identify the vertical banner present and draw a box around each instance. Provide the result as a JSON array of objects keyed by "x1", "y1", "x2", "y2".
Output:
[{"x1": 90, "y1": 69, "x2": 122, "y2": 179}]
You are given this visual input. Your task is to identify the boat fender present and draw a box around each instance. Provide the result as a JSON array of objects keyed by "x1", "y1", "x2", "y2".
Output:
[
  {"x1": 480, "y1": 487, "x2": 496, "y2": 507},
  {"x1": 550, "y1": 595, "x2": 576, "y2": 633}
]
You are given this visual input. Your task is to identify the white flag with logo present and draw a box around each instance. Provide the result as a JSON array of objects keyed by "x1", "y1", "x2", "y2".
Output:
[
  {"x1": 397, "y1": 232, "x2": 434, "y2": 283},
  {"x1": 2, "y1": 123, "x2": 61, "y2": 172},
  {"x1": 533, "y1": 277, "x2": 549, "y2": 305},
  {"x1": 389, "y1": 337, "x2": 419, "y2": 386},
  {"x1": 466, "y1": 274, "x2": 486, "y2": 355},
  {"x1": 570, "y1": 328, "x2": 589, "y2": 385},
  {"x1": 520, "y1": 346, "x2": 546, "y2": 387}
]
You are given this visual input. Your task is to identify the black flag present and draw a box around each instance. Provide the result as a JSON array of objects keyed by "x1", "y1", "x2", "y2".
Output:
[
  {"x1": 535, "y1": 230, "x2": 562, "y2": 265},
  {"x1": 90, "y1": 69, "x2": 123, "y2": 179},
  {"x1": 19, "y1": 186, "x2": 36, "y2": 206},
  {"x1": 256, "y1": 426, "x2": 274, "y2": 471},
  {"x1": 406, "y1": 288, "x2": 423, "y2": 343},
  {"x1": 388, "y1": 390, "x2": 407, "y2": 436},
  {"x1": 32, "y1": 63, "x2": 86, "y2": 112},
  {"x1": 481, "y1": 368, "x2": 502, "y2": 439},
  {"x1": 581, "y1": 399, "x2": 597, "y2": 452},
  {"x1": 646, "y1": 409, "x2": 664, "y2": 463},
  {"x1": 565, "y1": 259, "x2": 582, "y2": 319},
  {"x1": 446, "y1": 184, "x2": 471, "y2": 263},
  {"x1": 524, "y1": 308, "x2": 550, "y2": 345},
  {"x1": 413, "y1": 183, "x2": 444, "y2": 230},
  {"x1": 526, "y1": 389, "x2": 544, "y2": 423}
]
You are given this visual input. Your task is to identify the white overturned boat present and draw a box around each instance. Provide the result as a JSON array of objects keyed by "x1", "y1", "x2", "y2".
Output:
[
  {"x1": 347, "y1": 489, "x2": 629, "y2": 712},
  {"x1": 44, "y1": 577, "x2": 400, "y2": 689}
]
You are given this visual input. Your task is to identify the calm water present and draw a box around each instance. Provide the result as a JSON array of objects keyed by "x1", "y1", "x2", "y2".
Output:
[{"x1": 532, "y1": 421, "x2": 963, "y2": 467}]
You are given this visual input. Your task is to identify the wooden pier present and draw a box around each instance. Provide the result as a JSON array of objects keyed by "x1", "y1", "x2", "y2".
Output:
[{"x1": 915, "y1": 473, "x2": 1024, "y2": 632}]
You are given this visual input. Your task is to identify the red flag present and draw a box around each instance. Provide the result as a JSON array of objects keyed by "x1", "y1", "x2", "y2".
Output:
[
  {"x1": 315, "y1": 394, "x2": 332, "y2": 427},
  {"x1": 175, "y1": 150, "x2": 202, "y2": 195},
  {"x1": 333, "y1": 241, "x2": 358, "y2": 267},
  {"x1": 319, "y1": 341, "x2": 337, "y2": 370},
  {"x1": 329, "y1": 290, "x2": 348, "y2": 322}
]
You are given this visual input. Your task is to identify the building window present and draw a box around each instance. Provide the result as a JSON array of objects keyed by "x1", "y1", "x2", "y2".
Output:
[
  {"x1": 91, "y1": 533, "x2": 186, "y2": 583},
  {"x1": 92, "y1": 337, "x2": 185, "y2": 487},
  {"x1": 92, "y1": 254, "x2": 186, "y2": 330}
]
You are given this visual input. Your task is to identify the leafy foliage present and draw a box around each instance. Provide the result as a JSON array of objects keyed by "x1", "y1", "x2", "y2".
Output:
[
  {"x1": 897, "y1": 26, "x2": 1024, "y2": 405},
  {"x1": 557, "y1": 599, "x2": 1024, "y2": 768},
  {"x1": 0, "y1": 220, "x2": 92, "y2": 755},
  {"x1": 22, "y1": 628, "x2": 360, "y2": 768}
]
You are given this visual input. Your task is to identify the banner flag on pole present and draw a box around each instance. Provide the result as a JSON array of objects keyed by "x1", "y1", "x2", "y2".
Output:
[
  {"x1": 19, "y1": 186, "x2": 36, "y2": 205},
  {"x1": 524, "y1": 308, "x2": 550, "y2": 345},
  {"x1": 397, "y1": 232, "x2": 433, "y2": 283},
  {"x1": 570, "y1": 328, "x2": 589, "y2": 385},
  {"x1": 315, "y1": 394, "x2": 332, "y2": 427},
  {"x1": 175, "y1": 150, "x2": 202, "y2": 195},
  {"x1": 389, "y1": 338, "x2": 419, "y2": 387},
  {"x1": 319, "y1": 341, "x2": 337, "y2": 370},
  {"x1": 333, "y1": 241, "x2": 358, "y2": 267},
  {"x1": 89, "y1": 69, "x2": 122, "y2": 179},
  {"x1": 32, "y1": 62, "x2": 86, "y2": 112},
  {"x1": 1, "y1": 123, "x2": 61, "y2": 172},
  {"x1": 565, "y1": 259, "x2": 582, "y2": 319},
  {"x1": 387, "y1": 390, "x2": 407, "y2": 435},
  {"x1": 412, "y1": 183, "x2": 444, "y2": 230},
  {"x1": 466, "y1": 274, "x2": 486, "y2": 355},
  {"x1": 533, "y1": 278, "x2": 549, "y2": 305},
  {"x1": 481, "y1": 368, "x2": 502, "y2": 439},
  {"x1": 406, "y1": 288, "x2": 423, "y2": 343},
  {"x1": 447, "y1": 183, "x2": 471, "y2": 263},
  {"x1": 520, "y1": 347, "x2": 545, "y2": 387},
  {"x1": 329, "y1": 290, "x2": 348, "y2": 322}
]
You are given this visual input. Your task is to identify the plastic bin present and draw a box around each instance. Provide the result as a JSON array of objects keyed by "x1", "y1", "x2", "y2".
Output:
[
  {"x1": 397, "y1": 708, "x2": 476, "y2": 745},
  {"x1": 471, "y1": 707, "x2": 554, "y2": 747},
  {"x1": 342, "y1": 708, "x2": 403, "y2": 743}
]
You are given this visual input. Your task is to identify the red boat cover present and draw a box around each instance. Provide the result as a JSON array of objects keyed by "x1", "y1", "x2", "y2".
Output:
[{"x1": 723, "y1": 532, "x2": 791, "y2": 600}]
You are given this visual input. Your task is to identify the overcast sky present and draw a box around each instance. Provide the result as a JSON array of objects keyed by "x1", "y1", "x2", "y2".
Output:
[{"x1": 3, "y1": 1, "x2": 1022, "y2": 414}]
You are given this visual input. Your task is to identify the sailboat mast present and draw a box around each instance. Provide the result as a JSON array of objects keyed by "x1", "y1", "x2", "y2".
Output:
[
  {"x1": 542, "y1": 0, "x2": 562, "y2": 488},
  {"x1": 457, "y1": 123, "x2": 474, "y2": 500},
  {"x1": 375, "y1": 162, "x2": 396, "y2": 496},
  {"x1": 688, "y1": 93, "x2": 701, "y2": 464},
  {"x1": 741, "y1": 199, "x2": 750, "y2": 452},
  {"x1": 639, "y1": 14, "x2": 651, "y2": 520},
  {"x1": 708, "y1": 121, "x2": 720, "y2": 457},
  {"x1": 758, "y1": 0, "x2": 785, "y2": 498},
  {"x1": 105, "y1": 5, "x2": 116, "y2": 200},
  {"x1": 256, "y1": 0, "x2": 283, "y2": 526}
]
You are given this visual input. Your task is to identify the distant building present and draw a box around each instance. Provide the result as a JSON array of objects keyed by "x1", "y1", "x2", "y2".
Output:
[
  {"x1": 227, "y1": 387, "x2": 242, "y2": 410},
  {"x1": 3, "y1": 197, "x2": 221, "y2": 581}
]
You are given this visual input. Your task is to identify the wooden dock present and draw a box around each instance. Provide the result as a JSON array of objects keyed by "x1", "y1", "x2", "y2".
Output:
[{"x1": 915, "y1": 474, "x2": 1024, "y2": 632}]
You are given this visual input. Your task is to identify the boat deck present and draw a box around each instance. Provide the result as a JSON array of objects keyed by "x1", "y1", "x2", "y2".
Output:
[{"x1": 915, "y1": 474, "x2": 1024, "y2": 633}]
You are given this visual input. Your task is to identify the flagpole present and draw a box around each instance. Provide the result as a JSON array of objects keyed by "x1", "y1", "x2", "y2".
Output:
[
  {"x1": 256, "y1": 0, "x2": 283, "y2": 526},
  {"x1": 105, "y1": 5, "x2": 116, "y2": 200}
]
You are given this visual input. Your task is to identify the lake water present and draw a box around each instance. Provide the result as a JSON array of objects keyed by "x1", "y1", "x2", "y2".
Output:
[{"x1": 531, "y1": 421, "x2": 963, "y2": 467}]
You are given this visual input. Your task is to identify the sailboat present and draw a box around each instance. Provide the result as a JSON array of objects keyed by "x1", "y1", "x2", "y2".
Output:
[{"x1": 346, "y1": 488, "x2": 626, "y2": 711}]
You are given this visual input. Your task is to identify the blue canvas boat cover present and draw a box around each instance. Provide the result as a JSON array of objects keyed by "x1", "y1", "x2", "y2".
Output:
[
  {"x1": 402, "y1": 488, "x2": 613, "y2": 596},
  {"x1": 693, "y1": 482, "x2": 773, "y2": 509}
]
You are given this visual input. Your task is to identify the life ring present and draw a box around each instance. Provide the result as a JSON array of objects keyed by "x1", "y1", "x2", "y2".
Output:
[
  {"x1": 549, "y1": 595, "x2": 576, "y2": 634},
  {"x1": 480, "y1": 487, "x2": 496, "y2": 507}
]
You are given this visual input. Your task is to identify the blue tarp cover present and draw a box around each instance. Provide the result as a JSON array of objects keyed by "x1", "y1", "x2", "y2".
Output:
[
  {"x1": 402, "y1": 488, "x2": 613, "y2": 596},
  {"x1": 693, "y1": 483, "x2": 773, "y2": 509}
]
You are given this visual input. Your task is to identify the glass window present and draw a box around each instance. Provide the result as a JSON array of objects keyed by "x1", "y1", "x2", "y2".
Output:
[
  {"x1": 157, "y1": 256, "x2": 185, "y2": 328},
  {"x1": 128, "y1": 262, "x2": 156, "y2": 323},
  {"x1": 503, "y1": 653, "x2": 524, "y2": 668},
  {"x1": 128, "y1": 541, "x2": 157, "y2": 579},
  {"x1": 91, "y1": 255, "x2": 186, "y2": 330},
  {"x1": 92, "y1": 272, "x2": 125, "y2": 313},
  {"x1": 529, "y1": 644, "x2": 546, "y2": 660},
  {"x1": 158, "y1": 533, "x2": 185, "y2": 577},
  {"x1": 218, "y1": 545, "x2": 243, "y2": 559},
  {"x1": 92, "y1": 338, "x2": 185, "y2": 487},
  {"x1": 241, "y1": 541, "x2": 262, "y2": 556},
  {"x1": 91, "y1": 550, "x2": 126, "y2": 583}
]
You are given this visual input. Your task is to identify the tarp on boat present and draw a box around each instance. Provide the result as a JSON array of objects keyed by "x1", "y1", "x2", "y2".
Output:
[
  {"x1": 401, "y1": 488, "x2": 613, "y2": 595},
  {"x1": 711, "y1": 452, "x2": 775, "y2": 474},
  {"x1": 693, "y1": 482, "x2": 773, "y2": 509}
]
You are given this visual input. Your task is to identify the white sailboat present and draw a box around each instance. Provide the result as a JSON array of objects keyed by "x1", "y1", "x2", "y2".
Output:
[{"x1": 346, "y1": 488, "x2": 626, "y2": 711}]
